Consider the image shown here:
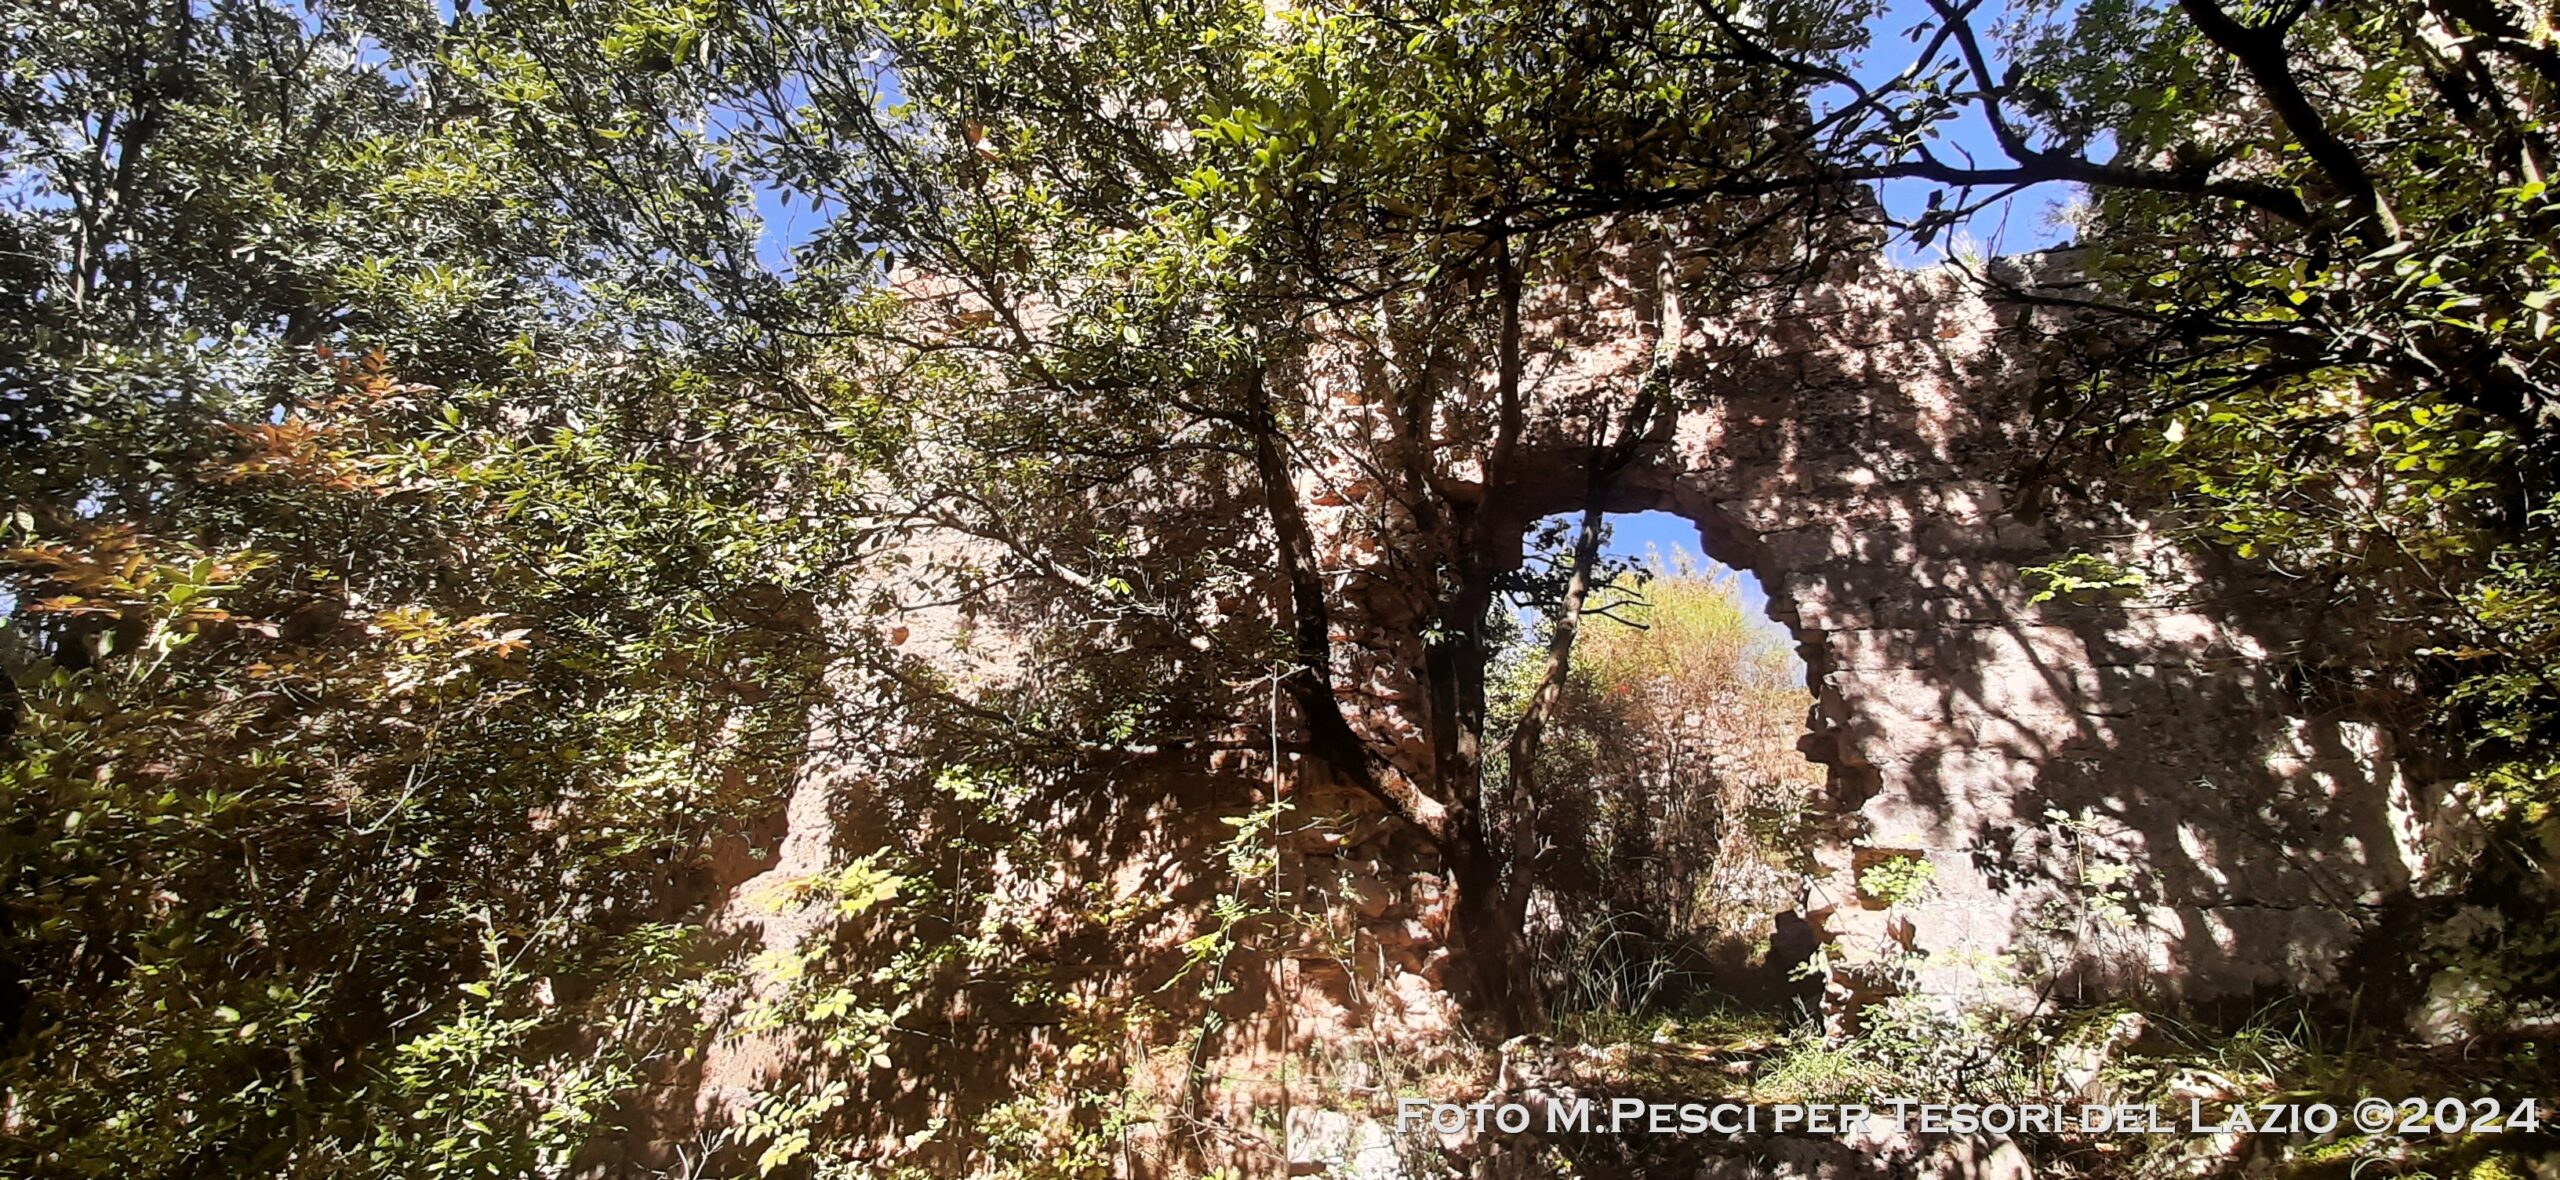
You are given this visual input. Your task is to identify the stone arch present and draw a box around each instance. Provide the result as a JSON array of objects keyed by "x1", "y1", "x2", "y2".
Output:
[
  {"x1": 1318, "y1": 239, "x2": 2456, "y2": 1019},
  {"x1": 1599, "y1": 258, "x2": 2424, "y2": 1013},
  {"x1": 617, "y1": 236, "x2": 2460, "y2": 1174}
]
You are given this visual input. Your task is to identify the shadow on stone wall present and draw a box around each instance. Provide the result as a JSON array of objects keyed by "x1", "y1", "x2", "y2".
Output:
[
  {"x1": 615, "y1": 224, "x2": 2466, "y2": 1178},
  {"x1": 1496, "y1": 244, "x2": 2458, "y2": 1023}
]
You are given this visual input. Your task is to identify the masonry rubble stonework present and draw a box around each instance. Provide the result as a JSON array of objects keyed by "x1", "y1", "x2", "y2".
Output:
[
  {"x1": 1286, "y1": 225, "x2": 2465, "y2": 1019},
  {"x1": 642, "y1": 220, "x2": 2472, "y2": 1171}
]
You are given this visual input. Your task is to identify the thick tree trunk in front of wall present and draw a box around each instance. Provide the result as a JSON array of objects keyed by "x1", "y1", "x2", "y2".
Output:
[
  {"x1": 1417, "y1": 610, "x2": 1541, "y2": 1038},
  {"x1": 1443, "y1": 824, "x2": 1540, "y2": 1039}
]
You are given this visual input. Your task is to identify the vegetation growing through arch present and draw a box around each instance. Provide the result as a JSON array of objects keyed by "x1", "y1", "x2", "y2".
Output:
[{"x1": 1488, "y1": 550, "x2": 1827, "y2": 1028}]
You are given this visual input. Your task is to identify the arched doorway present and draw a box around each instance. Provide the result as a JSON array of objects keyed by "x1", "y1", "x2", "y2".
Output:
[{"x1": 1487, "y1": 509, "x2": 1827, "y2": 1033}]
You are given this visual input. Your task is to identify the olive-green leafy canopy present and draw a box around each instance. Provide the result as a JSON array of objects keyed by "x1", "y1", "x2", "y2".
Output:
[{"x1": 7, "y1": 0, "x2": 2560, "y2": 1173}]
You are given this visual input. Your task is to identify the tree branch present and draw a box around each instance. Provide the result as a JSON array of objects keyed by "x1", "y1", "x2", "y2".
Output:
[{"x1": 2176, "y1": 0, "x2": 2398, "y2": 243}]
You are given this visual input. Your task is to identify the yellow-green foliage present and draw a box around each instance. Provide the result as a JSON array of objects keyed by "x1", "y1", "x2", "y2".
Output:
[
  {"x1": 1568, "y1": 554, "x2": 1812, "y2": 790},
  {"x1": 1507, "y1": 552, "x2": 1823, "y2": 1017},
  {"x1": 1857, "y1": 856, "x2": 1938, "y2": 909}
]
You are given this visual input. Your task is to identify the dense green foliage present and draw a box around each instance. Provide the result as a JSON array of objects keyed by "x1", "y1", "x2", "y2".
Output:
[
  {"x1": 5, "y1": 0, "x2": 2560, "y2": 1173},
  {"x1": 1, "y1": 1, "x2": 871, "y2": 1171},
  {"x1": 4, "y1": 355, "x2": 849, "y2": 1175}
]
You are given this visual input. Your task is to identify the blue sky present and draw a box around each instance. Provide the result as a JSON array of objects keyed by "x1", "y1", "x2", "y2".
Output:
[
  {"x1": 1843, "y1": 0, "x2": 2088, "y2": 263},
  {"x1": 1600, "y1": 510, "x2": 1776, "y2": 622}
]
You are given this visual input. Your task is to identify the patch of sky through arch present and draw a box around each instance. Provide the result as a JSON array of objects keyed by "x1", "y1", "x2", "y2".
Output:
[
  {"x1": 1601, "y1": 510, "x2": 1773, "y2": 620},
  {"x1": 1518, "y1": 509, "x2": 1807, "y2": 687}
]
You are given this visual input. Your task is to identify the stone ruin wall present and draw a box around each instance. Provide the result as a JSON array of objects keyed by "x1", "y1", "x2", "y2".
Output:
[
  {"x1": 1295, "y1": 229, "x2": 2473, "y2": 1017},
  {"x1": 630, "y1": 221, "x2": 2479, "y2": 1171}
]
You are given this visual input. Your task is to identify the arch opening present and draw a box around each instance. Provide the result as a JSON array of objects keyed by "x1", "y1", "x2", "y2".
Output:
[{"x1": 1484, "y1": 508, "x2": 1829, "y2": 1034}]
